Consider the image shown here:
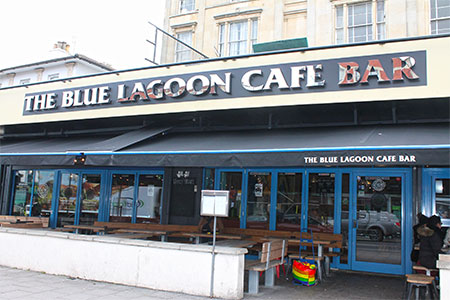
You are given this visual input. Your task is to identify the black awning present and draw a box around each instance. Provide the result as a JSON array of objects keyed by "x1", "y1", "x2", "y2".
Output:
[{"x1": 1, "y1": 123, "x2": 449, "y2": 167}]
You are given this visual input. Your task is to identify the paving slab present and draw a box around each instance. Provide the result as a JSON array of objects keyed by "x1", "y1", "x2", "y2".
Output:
[{"x1": 0, "y1": 265, "x2": 404, "y2": 300}]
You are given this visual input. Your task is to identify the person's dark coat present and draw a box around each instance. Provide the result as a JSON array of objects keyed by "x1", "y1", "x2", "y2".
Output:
[
  {"x1": 413, "y1": 214, "x2": 429, "y2": 244},
  {"x1": 418, "y1": 224, "x2": 443, "y2": 269}
]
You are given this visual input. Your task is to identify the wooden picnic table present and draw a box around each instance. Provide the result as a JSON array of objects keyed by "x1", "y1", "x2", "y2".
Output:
[
  {"x1": 63, "y1": 224, "x2": 108, "y2": 234},
  {"x1": 111, "y1": 228, "x2": 176, "y2": 242},
  {"x1": 214, "y1": 239, "x2": 256, "y2": 248},
  {"x1": 287, "y1": 239, "x2": 332, "y2": 257},
  {"x1": 180, "y1": 232, "x2": 244, "y2": 244},
  {"x1": 107, "y1": 232, "x2": 164, "y2": 240}
]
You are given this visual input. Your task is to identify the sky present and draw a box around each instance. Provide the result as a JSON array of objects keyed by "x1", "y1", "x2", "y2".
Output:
[{"x1": 0, "y1": 0, "x2": 166, "y2": 70}]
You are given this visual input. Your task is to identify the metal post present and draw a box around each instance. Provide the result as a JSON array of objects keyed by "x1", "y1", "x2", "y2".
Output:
[{"x1": 210, "y1": 216, "x2": 217, "y2": 298}]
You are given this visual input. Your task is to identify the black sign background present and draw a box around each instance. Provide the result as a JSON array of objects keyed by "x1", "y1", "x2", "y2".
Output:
[{"x1": 23, "y1": 50, "x2": 427, "y2": 115}]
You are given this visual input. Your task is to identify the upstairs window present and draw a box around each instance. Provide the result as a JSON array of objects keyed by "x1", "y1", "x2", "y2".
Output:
[
  {"x1": 179, "y1": 0, "x2": 195, "y2": 14},
  {"x1": 218, "y1": 18, "x2": 258, "y2": 57},
  {"x1": 229, "y1": 20, "x2": 248, "y2": 56},
  {"x1": 175, "y1": 31, "x2": 193, "y2": 62},
  {"x1": 431, "y1": 0, "x2": 450, "y2": 34},
  {"x1": 48, "y1": 73, "x2": 59, "y2": 81},
  {"x1": 335, "y1": 1, "x2": 385, "y2": 44},
  {"x1": 348, "y1": 2, "x2": 373, "y2": 43},
  {"x1": 20, "y1": 78, "x2": 31, "y2": 85}
]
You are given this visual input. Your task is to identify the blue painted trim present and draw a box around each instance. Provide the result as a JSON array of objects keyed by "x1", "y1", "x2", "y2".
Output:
[
  {"x1": 422, "y1": 168, "x2": 450, "y2": 226},
  {"x1": 50, "y1": 170, "x2": 61, "y2": 228},
  {"x1": 1, "y1": 144, "x2": 449, "y2": 156},
  {"x1": 74, "y1": 173, "x2": 82, "y2": 225},
  {"x1": 270, "y1": 172, "x2": 278, "y2": 230},
  {"x1": 8, "y1": 171, "x2": 17, "y2": 216},
  {"x1": 132, "y1": 172, "x2": 139, "y2": 224}
]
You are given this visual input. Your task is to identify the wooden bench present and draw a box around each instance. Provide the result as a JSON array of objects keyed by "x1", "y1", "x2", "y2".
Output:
[
  {"x1": 244, "y1": 239, "x2": 287, "y2": 294},
  {"x1": 0, "y1": 215, "x2": 49, "y2": 228},
  {"x1": 222, "y1": 227, "x2": 342, "y2": 278},
  {"x1": 93, "y1": 221, "x2": 200, "y2": 241}
]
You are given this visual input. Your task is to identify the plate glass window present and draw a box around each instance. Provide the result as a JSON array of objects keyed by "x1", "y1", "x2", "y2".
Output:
[
  {"x1": 355, "y1": 176, "x2": 402, "y2": 265},
  {"x1": 219, "y1": 172, "x2": 242, "y2": 228},
  {"x1": 32, "y1": 171, "x2": 54, "y2": 217},
  {"x1": 276, "y1": 172, "x2": 302, "y2": 231},
  {"x1": 110, "y1": 174, "x2": 135, "y2": 222},
  {"x1": 430, "y1": 0, "x2": 450, "y2": 34},
  {"x1": 435, "y1": 178, "x2": 449, "y2": 220},
  {"x1": 136, "y1": 174, "x2": 163, "y2": 223},
  {"x1": 307, "y1": 173, "x2": 335, "y2": 233},
  {"x1": 246, "y1": 172, "x2": 271, "y2": 229},
  {"x1": 12, "y1": 170, "x2": 33, "y2": 216},
  {"x1": 79, "y1": 174, "x2": 101, "y2": 225},
  {"x1": 58, "y1": 173, "x2": 78, "y2": 227}
]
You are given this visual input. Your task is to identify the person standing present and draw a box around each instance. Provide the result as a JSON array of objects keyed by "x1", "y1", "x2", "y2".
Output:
[{"x1": 418, "y1": 215, "x2": 444, "y2": 269}]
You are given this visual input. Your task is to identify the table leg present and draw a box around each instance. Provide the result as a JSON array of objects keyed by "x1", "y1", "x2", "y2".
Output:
[
  {"x1": 325, "y1": 256, "x2": 330, "y2": 277},
  {"x1": 265, "y1": 267, "x2": 275, "y2": 287}
]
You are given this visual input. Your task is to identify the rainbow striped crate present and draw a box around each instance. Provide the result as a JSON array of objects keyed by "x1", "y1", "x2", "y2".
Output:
[{"x1": 292, "y1": 260, "x2": 316, "y2": 286}]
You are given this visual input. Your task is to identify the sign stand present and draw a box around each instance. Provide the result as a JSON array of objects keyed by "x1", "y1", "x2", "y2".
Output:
[{"x1": 200, "y1": 190, "x2": 229, "y2": 298}]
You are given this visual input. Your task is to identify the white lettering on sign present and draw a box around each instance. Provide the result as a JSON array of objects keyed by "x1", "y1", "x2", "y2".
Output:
[
  {"x1": 22, "y1": 52, "x2": 423, "y2": 114},
  {"x1": 304, "y1": 155, "x2": 418, "y2": 165}
]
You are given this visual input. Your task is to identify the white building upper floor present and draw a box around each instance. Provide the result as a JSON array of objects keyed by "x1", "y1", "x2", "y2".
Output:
[{"x1": 0, "y1": 42, "x2": 114, "y2": 89}]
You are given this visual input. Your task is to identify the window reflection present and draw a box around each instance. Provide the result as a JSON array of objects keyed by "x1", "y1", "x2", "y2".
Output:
[
  {"x1": 79, "y1": 174, "x2": 101, "y2": 225},
  {"x1": 247, "y1": 172, "x2": 271, "y2": 229},
  {"x1": 219, "y1": 172, "x2": 242, "y2": 228},
  {"x1": 435, "y1": 178, "x2": 449, "y2": 220},
  {"x1": 110, "y1": 174, "x2": 135, "y2": 223},
  {"x1": 276, "y1": 172, "x2": 302, "y2": 231},
  {"x1": 308, "y1": 173, "x2": 334, "y2": 233},
  {"x1": 58, "y1": 173, "x2": 78, "y2": 227},
  {"x1": 12, "y1": 170, "x2": 33, "y2": 216},
  {"x1": 32, "y1": 171, "x2": 54, "y2": 217},
  {"x1": 136, "y1": 174, "x2": 163, "y2": 224}
]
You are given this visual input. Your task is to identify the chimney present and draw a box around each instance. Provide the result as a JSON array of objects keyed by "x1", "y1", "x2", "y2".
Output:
[{"x1": 54, "y1": 41, "x2": 70, "y2": 53}]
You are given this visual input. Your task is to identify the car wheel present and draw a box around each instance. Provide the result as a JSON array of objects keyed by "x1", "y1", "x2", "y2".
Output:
[{"x1": 369, "y1": 227, "x2": 384, "y2": 242}]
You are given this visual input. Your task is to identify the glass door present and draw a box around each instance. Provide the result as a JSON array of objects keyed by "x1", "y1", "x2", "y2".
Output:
[
  {"x1": 350, "y1": 170, "x2": 410, "y2": 274},
  {"x1": 78, "y1": 173, "x2": 102, "y2": 225},
  {"x1": 57, "y1": 172, "x2": 79, "y2": 227},
  {"x1": 307, "y1": 172, "x2": 335, "y2": 233},
  {"x1": 56, "y1": 171, "x2": 103, "y2": 227},
  {"x1": 246, "y1": 171, "x2": 272, "y2": 229},
  {"x1": 217, "y1": 170, "x2": 243, "y2": 228}
]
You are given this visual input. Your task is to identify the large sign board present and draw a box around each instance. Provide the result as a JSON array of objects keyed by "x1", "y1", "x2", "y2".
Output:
[{"x1": 22, "y1": 51, "x2": 426, "y2": 115}]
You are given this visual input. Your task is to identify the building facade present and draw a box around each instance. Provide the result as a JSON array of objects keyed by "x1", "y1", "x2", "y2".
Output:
[
  {"x1": 162, "y1": 0, "x2": 450, "y2": 63},
  {"x1": 0, "y1": 34, "x2": 449, "y2": 276},
  {"x1": 0, "y1": 42, "x2": 114, "y2": 89}
]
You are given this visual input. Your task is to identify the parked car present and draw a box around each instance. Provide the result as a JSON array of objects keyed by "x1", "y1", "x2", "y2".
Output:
[{"x1": 342, "y1": 210, "x2": 400, "y2": 242}]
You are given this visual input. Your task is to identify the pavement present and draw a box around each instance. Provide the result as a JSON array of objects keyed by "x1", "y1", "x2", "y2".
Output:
[{"x1": 0, "y1": 265, "x2": 405, "y2": 300}]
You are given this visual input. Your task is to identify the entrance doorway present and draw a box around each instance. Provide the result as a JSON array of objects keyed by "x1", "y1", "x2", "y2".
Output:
[
  {"x1": 344, "y1": 170, "x2": 411, "y2": 274},
  {"x1": 56, "y1": 171, "x2": 103, "y2": 227}
]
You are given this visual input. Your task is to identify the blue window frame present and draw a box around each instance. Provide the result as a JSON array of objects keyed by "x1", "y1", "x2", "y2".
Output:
[
  {"x1": 213, "y1": 167, "x2": 412, "y2": 275},
  {"x1": 105, "y1": 170, "x2": 164, "y2": 224}
]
